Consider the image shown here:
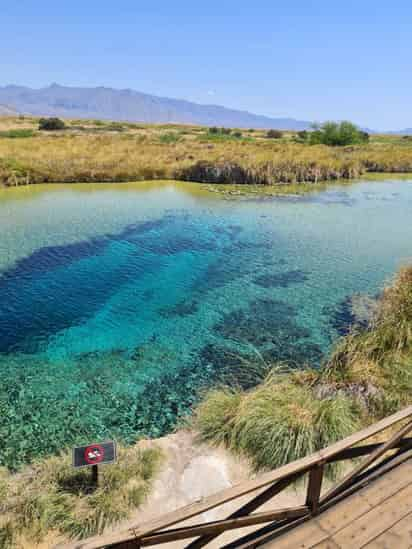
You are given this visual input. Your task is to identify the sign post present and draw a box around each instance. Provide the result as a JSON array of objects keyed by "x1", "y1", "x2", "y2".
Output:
[{"x1": 72, "y1": 441, "x2": 117, "y2": 487}]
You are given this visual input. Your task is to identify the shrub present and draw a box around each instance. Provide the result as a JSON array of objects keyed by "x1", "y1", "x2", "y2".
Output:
[
  {"x1": 232, "y1": 131, "x2": 242, "y2": 138},
  {"x1": 158, "y1": 131, "x2": 181, "y2": 144},
  {"x1": 266, "y1": 129, "x2": 283, "y2": 139},
  {"x1": 194, "y1": 388, "x2": 242, "y2": 446},
  {"x1": 296, "y1": 130, "x2": 309, "y2": 142},
  {"x1": 38, "y1": 117, "x2": 65, "y2": 131},
  {"x1": 309, "y1": 121, "x2": 368, "y2": 146},
  {"x1": 195, "y1": 376, "x2": 360, "y2": 471},
  {"x1": 208, "y1": 126, "x2": 219, "y2": 134}
]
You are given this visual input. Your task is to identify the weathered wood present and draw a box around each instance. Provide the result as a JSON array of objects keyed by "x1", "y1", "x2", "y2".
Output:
[
  {"x1": 137, "y1": 506, "x2": 308, "y2": 546},
  {"x1": 320, "y1": 419, "x2": 412, "y2": 505},
  {"x1": 331, "y1": 482, "x2": 412, "y2": 547},
  {"x1": 306, "y1": 464, "x2": 324, "y2": 515},
  {"x1": 361, "y1": 511, "x2": 412, "y2": 548},
  {"x1": 327, "y1": 437, "x2": 412, "y2": 462},
  {"x1": 186, "y1": 472, "x2": 301, "y2": 549},
  {"x1": 226, "y1": 455, "x2": 412, "y2": 549}
]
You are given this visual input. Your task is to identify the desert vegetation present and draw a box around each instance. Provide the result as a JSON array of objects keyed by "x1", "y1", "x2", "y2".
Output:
[
  {"x1": 194, "y1": 266, "x2": 412, "y2": 471},
  {"x1": 0, "y1": 116, "x2": 411, "y2": 187},
  {"x1": 0, "y1": 445, "x2": 162, "y2": 548},
  {"x1": 38, "y1": 117, "x2": 66, "y2": 131}
]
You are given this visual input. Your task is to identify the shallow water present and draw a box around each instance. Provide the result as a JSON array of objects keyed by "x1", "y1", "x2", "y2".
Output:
[{"x1": 1, "y1": 179, "x2": 412, "y2": 466}]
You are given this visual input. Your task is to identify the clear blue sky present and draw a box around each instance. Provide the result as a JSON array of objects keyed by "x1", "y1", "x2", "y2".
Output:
[{"x1": 2, "y1": 0, "x2": 411, "y2": 129}]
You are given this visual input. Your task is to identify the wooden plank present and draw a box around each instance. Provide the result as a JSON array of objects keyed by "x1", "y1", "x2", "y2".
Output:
[
  {"x1": 320, "y1": 420, "x2": 412, "y2": 505},
  {"x1": 61, "y1": 407, "x2": 412, "y2": 549},
  {"x1": 264, "y1": 519, "x2": 330, "y2": 548},
  {"x1": 186, "y1": 473, "x2": 301, "y2": 549},
  {"x1": 316, "y1": 492, "x2": 372, "y2": 535},
  {"x1": 138, "y1": 506, "x2": 308, "y2": 546},
  {"x1": 362, "y1": 511, "x2": 412, "y2": 548},
  {"x1": 360, "y1": 460, "x2": 412, "y2": 508},
  {"x1": 306, "y1": 465, "x2": 324, "y2": 515},
  {"x1": 328, "y1": 437, "x2": 412, "y2": 462},
  {"x1": 234, "y1": 457, "x2": 412, "y2": 549},
  {"x1": 330, "y1": 482, "x2": 412, "y2": 548},
  {"x1": 312, "y1": 541, "x2": 340, "y2": 549}
]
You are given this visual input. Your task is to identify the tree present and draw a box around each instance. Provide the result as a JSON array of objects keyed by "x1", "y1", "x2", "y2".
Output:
[
  {"x1": 38, "y1": 117, "x2": 66, "y2": 131},
  {"x1": 266, "y1": 129, "x2": 283, "y2": 139},
  {"x1": 309, "y1": 121, "x2": 368, "y2": 146}
]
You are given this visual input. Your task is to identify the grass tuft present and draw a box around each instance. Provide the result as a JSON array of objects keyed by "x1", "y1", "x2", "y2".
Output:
[{"x1": 0, "y1": 445, "x2": 162, "y2": 548}]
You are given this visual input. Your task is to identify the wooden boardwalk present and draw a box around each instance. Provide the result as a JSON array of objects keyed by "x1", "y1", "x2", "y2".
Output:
[
  {"x1": 265, "y1": 457, "x2": 412, "y2": 548},
  {"x1": 63, "y1": 406, "x2": 412, "y2": 549}
]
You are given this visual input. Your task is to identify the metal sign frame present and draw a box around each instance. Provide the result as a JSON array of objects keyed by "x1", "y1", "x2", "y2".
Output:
[{"x1": 72, "y1": 440, "x2": 117, "y2": 468}]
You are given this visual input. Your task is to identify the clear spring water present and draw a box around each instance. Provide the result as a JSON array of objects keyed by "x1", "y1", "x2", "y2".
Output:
[{"x1": 0, "y1": 178, "x2": 411, "y2": 467}]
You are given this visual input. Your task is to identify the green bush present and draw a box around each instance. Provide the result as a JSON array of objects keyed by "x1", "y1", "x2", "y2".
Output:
[
  {"x1": 195, "y1": 376, "x2": 360, "y2": 471},
  {"x1": 38, "y1": 117, "x2": 66, "y2": 131},
  {"x1": 309, "y1": 121, "x2": 368, "y2": 146},
  {"x1": 266, "y1": 129, "x2": 283, "y2": 139},
  {"x1": 295, "y1": 130, "x2": 309, "y2": 142},
  {"x1": 158, "y1": 131, "x2": 182, "y2": 144}
]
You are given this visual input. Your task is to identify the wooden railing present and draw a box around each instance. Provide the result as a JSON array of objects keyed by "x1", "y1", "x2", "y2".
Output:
[{"x1": 63, "y1": 405, "x2": 412, "y2": 549}]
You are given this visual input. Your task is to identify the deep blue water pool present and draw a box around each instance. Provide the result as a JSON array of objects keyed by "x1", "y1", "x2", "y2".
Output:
[{"x1": 0, "y1": 179, "x2": 411, "y2": 467}]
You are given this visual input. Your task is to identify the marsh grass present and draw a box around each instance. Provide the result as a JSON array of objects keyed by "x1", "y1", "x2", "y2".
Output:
[
  {"x1": 0, "y1": 445, "x2": 162, "y2": 548},
  {"x1": 194, "y1": 375, "x2": 360, "y2": 473},
  {"x1": 1, "y1": 117, "x2": 412, "y2": 186},
  {"x1": 195, "y1": 266, "x2": 412, "y2": 472}
]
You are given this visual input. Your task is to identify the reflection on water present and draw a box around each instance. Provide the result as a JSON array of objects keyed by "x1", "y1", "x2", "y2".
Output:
[{"x1": 0, "y1": 178, "x2": 412, "y2": 466}]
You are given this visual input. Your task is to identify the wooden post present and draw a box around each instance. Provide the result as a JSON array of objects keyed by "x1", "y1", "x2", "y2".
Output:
[
  {"x1": 306, "y1": 464, "x2": 324, "y2": 515},
  {"x1": 92, "y1": 464, "x2": 99, "y2": 487}
]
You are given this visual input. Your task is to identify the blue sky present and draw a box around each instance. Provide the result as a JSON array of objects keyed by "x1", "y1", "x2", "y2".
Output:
[{"x1": 1, "y1": 0, "x2": 411, "y2": 129}]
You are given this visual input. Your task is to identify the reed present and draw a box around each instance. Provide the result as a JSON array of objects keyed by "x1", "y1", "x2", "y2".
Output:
[{"x1": 1, "y1": 118, "x2": 412, "y2": 187}]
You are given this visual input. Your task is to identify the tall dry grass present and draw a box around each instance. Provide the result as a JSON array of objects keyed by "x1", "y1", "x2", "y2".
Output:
[
  {"x1": 0, "y1": 444, "x2": 162, "y2": 548},
  {"x1": 1, "y1": 130, "x2": 412, "y2": 186}
]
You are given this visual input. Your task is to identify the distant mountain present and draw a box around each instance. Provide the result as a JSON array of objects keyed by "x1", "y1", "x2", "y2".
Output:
[
  {"x1": 0, "y1": 103, "x2": 18, "y2": 116},
  {"x1": 0, "y1": 84, "x2": 312, "y2": 130},
  {"x1": 389, "y1": 128, "x2": 412, "y2": 135}
]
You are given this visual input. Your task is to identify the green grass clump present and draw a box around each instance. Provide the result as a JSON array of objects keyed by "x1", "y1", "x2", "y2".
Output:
[
  {"x1": 0, "y1": 129, "x2": 34, "y2": 139},
  {"x1": 0, "y1": 445, "x2": 162, "y2": 548},
  {"x1": 324, "y1": 265, "x2": 412, "y2": 414},
  {"x1": 194, "y1": 388, "x2": 242, "y2": 446},
  {"x1": 158, "y1": 131, "x2": 182, "y2": 144},
  {"x1": 194, "y1": 376, "x2": 359, "y2": 471}
]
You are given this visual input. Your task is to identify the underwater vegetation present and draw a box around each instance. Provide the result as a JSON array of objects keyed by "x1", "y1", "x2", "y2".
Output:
[
  {"x1": 253, "y1": 269, "x2": 309, "y2": 288},
  {"x1": 213, "y1": 298, "x2": 323, "y2": 367},
  {"x1": 194, "y1": 266, "x2": 412, "y2": 471}
]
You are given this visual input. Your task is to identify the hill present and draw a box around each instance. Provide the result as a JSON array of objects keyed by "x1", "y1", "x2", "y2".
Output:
[
  {"x1": 0, "y1": 84, "x2": 311, "y2": 129},
  {"x1": 0, "y1": 103, "x2": 18, "y2": 116}
]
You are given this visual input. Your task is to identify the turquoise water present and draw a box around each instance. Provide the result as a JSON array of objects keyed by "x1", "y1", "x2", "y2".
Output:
[{"x1": 0, "y1": 179, "x2": 412, "y2": 468}]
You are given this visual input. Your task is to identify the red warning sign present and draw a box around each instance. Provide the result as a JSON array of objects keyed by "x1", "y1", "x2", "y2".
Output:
[
  {"x1": 73, "y1": 441, "x2": 116, "y2": 468},
  {"x1": 84, "y1": 444, "x2": 105, "y2": 464}
]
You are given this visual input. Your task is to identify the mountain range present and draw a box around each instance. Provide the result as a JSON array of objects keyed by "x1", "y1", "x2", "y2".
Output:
[
  {"x1": 0, "y1": 84, "x2": 312, "y2": 130},
  {"x1": 0, "y1": 85, "x2": 410, "y2": 134}
]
